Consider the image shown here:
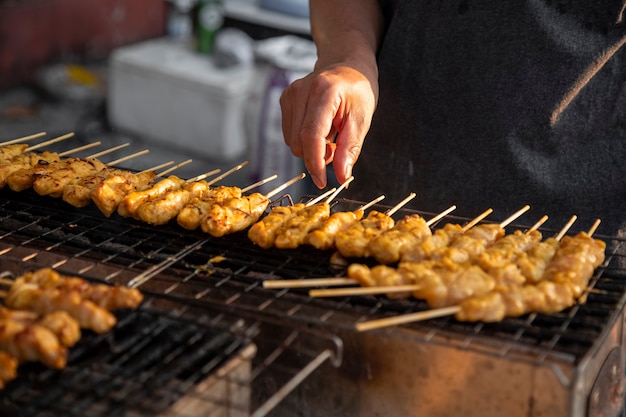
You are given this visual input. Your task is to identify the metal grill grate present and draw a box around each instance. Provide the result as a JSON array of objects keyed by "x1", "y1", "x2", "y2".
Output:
[{"x1": 1, "y1": 187, "x2": 626, "y2": 416}]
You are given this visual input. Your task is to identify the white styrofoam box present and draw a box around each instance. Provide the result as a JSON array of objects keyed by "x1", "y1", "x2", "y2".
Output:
[{"x1": 108, "y1": 38, "x2": 255, "y2": 161}]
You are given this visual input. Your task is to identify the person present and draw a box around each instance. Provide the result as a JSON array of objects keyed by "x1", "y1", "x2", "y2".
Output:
[{"x1": 279, "y1": 0, "x2": 626, "y2": 237}]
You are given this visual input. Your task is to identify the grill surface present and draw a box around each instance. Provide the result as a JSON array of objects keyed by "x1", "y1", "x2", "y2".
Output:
[{"x1": 1, "y1": 187, "x2": 625, "y2": 416}]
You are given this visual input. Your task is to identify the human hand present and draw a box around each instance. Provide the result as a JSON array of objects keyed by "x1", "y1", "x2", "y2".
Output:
[{"x1": 280, "y1": 63, "x2": 378, "y2": 188}]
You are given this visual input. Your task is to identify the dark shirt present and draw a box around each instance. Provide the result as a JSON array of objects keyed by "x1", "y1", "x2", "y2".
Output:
[{"x1": 345, "y1": 0, "x2": 626, "y2": 236}]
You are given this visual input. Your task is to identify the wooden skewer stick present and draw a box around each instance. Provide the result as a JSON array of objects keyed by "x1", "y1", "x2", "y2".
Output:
[
  {"x1": 85, "y1": 143, "x2": 130, "y2": 159},
  {"x1": 305, "y1": 188, "x2": 337, "y2": 206},
  {"x1": 386, "y1": 192, "x2": 417, "y2": 216},
  {"x1": 359, "y1": 195, "x2": 385, "y2": 211},
  {"x1": 461, "y1": 208, "x2": 493, "y2": 232},
  {"x1": 187, "y1": 168, "x2": 222, "y2": 183},
  {"x1": 499, "y1": 205, "x2": 531, "y2": 228},
  {"x1": 24, "y1": 132, "x2": 75, "y2": 152},
  {"x1": 325, "y1": 176, "x2": 355, "y2": 203},
  {"x1": 0, "y1": 131, "x2": 47, "y2": 146},
  {"x1": 241, "y1": 175, "x2": 278, "y2": 193},
  {"x1": 528, "y1": 215, "x2": 549, "y2": 232},
  {"x1": 57, "y1": 141, "x2": 103, "y2": 157},
  {"x1": 263, "y1": 277, "x2": 358, "y2": 289},
  {"x1": 355, "y1": 306, "x2": 461, "y2": 332},
  {"x1": 158, "y1": 159, "x2": 193, "y2": 177},
  {"x1": 587, "y1": 218, "x2": 601, "y2": 236},
  {"x1": 140, "y1": 161, "x2": 176, "y2": 174},
  {"x1": 353, "y1": 214, "x2": 580, "y2": 332},
  {"x1": 202, "y1": 161, "x2": 249, "y2": 185},
  {"x1": 425, "y1": 205, "x2": 456, "y2": 227},
  {"x1": 310, "y1": 285, "x2": 420, "y2": 298},
  {"x1": 265, "y1": 173, "x2": 306, "y2": 200},
  {"x1": 106, "y1": 149, "x2": 150, "y2": 166}
]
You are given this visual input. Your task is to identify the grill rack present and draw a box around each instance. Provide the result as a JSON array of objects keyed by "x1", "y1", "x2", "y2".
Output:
[{"x1": 1, "y1": 187, "x2": 626, "y2": 416}]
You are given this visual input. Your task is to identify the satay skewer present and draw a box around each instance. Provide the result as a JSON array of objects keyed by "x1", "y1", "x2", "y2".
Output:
[
  {"x1": 84, "y1": 142, "x2": 130, "y2": 159},
  {"x1": 56, "y1": 141, "x2": 102, "y2": 156},
  {"x1": 264, "y1": 205, "x2": 459, "y2": 289},
  {"x1": 201, "y1": 178, "x2": 328, "y2": 238},
  {"x1": 157, "y1": 159, "x2": 193, "y2": 177},
  {"x1": 23, "y1": 132, "x2": 75, "y2": 152},
  {"x1": 309, "y1": 207, "x2": 529, "y2": 298},
  {"x1": 271, "y1": 178, "x2": 354, "y2": 249},
  {"x1": 0, "y1": 131, "x2": 47, "y2": 146},
  {"x1": 353, "y1": 216, "x2": 586, "y2": 331}
]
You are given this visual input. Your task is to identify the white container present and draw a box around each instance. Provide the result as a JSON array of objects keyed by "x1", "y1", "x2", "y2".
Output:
[{"x1": 108, "y1": 38, "x2": 255, "y2": 161}]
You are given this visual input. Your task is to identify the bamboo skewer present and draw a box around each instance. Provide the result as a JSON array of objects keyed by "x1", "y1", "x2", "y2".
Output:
[
  {"x1": 187, "y1": 169, "x2": 222, "y2": 183},
  {"x1": 200, "y1": 161, "x2": 249, "y2": 185},
  {"x1": 85, "y1": 143, "x2": 130, "y2": 159},
  {"x1": 140, "y1": 161, "x2": 175, "y2": 174},
  {"x1": 24, "y1": 132, "x2": 75, "y2": 152},
  {"x1": 353, "y1": 215, "x2": 583, "y2": 332},
  {"x1": 386, "y1": 192, "x2": 417, "y2": 216},
  {"x1": 0, "y1": 131, "x2": 47, "y2": 146},
  {"x1": 309, "y1": 206, "x2": 531, "y2": 298},
  {"x1": 158, "y1": 159, "x2": 193, "y2": 177},
  {"x1": 265, "y1": 173, "x2": 306, "y2": 200},
  {"x1": 105, "y1": 149, "x2": 150, "y2": 167},
  {"x1": 57, "y1": 141, "x2": 103, "y2": 157},
  {"x1": 241, "y1": 175, "x2": 278, "y2": 193}
]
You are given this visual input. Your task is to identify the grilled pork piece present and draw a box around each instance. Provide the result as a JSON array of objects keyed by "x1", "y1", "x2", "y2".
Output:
[
  {"x1": 91, "y1": 171, "x2": 155, "y2": 217},
  {"x1": 335, "y1": 210, "x2": 395, "y2": 258},
  {"x1": 201, "y1": 193, "x2": 270, "y2": 237},
  {"x1": 118, "y1": 175, "x2": 186, "y2": 218},
  {"x1": 274, "y1": 202, "x2": 331, "y2": 249},
  {"x1": 177, "y1": 185, "x2": 243, "y2": 230},
  {"x1": 32, "y1": 157, "x2": 108, "y2": 198},
  {"x1": 304, "y1": 209, "x2": 365, "y2": 250},
  {"x1": 368, "y1": 213, "x2": 432, "y2": 264},
  {"x1": 248, "y1": 203, "x2": 306, "y2": 249}
]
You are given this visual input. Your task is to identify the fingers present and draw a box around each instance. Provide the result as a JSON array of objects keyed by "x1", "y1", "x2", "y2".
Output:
[{"x1": 280, "y1": 66, "x2": 376, "y2": 189}]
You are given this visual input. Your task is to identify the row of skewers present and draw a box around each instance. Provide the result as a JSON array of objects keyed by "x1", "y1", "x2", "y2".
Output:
[
  {"x1": 0, "y1": 267, "x2": 143, "y2": 388},
  {"x1": 0, "y1": 132, "x2": 610, "y2": 334}
]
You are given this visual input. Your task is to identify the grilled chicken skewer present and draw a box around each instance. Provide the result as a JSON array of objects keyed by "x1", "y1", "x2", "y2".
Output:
[
  {"x1": 202, "y1": 173, "x2": 312, "y2": 238},
  {"x1": 15, "y1": 268, "x2": 144, "y2": 311},
  {"x1": 4, "y1": 268, "x2": 143, "y2": 334},
  {"x1": 313, "y1": 207, "x2": 530, "y2": 300},
  {"x1": 272, "y1": 178, "x2": 355, "y2": 249},
  {"x1": 90, "y1": 159, "x2": 191, "y2": 217},
  {"x1": 0, "y1": 133, "x2": 75, "y2": 188},
  {"x1": 0, "y1": 305, "x2": 80, "y2": 348},
  {"x1": 5, "y1": 141, "x2": 105, "y2": 192},
  {"x1": 5, "y1": 284, "x2": 117, "y2": 334},
  {"x1": 457, "y1": 223, "x2": 604, "y2": 322},
  {"x1": 304, "y1": 195, "x2": 386, "y2": 250},
  {"x1": 134, "y1": 166, "x2": 263, "y2": 226},
  {"x1": 368, "y1": 205, "x2": 458, "y2": 264},
  {"x1": 118, "y1": 163, "x2": 234, "y2": 218},
  {"x1": 0, "y1": 316, "x2": 68, "y2": 369},
  {"x1": 334, "y1": 193, "x2": 417, "y2": 259}
]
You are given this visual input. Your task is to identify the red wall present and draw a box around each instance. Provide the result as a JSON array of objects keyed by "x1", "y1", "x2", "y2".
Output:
[{"x1": 0, "y1": 0, "x2": 167, "y2": 89}]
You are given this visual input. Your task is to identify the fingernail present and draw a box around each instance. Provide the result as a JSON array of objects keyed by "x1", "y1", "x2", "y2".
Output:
[
  {"x1": 312, "y1": 173, "x2": 326, "y2": 189},
  {"x1": 344, "y1": 164, "x2": 353, "y2": 183}
]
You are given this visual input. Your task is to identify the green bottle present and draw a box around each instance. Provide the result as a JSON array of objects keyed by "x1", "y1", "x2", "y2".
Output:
[{"x1": 196, "y1": 0, "x2": 224, "y2": 54}]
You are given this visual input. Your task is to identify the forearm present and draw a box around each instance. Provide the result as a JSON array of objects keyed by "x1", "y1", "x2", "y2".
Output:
[{"x1": 309, "y1": 0, "x2": 383, "y2": 78}]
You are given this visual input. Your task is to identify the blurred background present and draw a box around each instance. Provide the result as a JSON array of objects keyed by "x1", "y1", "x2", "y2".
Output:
[{"x1": 0, "y1": 0, "x2": 324, "y2": 198}]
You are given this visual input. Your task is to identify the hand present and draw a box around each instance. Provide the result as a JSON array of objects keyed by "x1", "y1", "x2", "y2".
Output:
[{"x1": 280, "y1": 63, "x2": 378, "y2": 188}]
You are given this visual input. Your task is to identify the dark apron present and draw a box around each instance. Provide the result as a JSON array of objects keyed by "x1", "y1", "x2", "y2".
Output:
[{"x1": 345, "y1": 0, "x2": 626, "y2": 235}]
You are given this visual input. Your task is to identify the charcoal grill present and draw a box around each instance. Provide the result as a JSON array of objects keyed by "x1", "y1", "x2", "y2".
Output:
[{"x1": 0, "y1": 186, "x2": 625, "y2": 417}]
